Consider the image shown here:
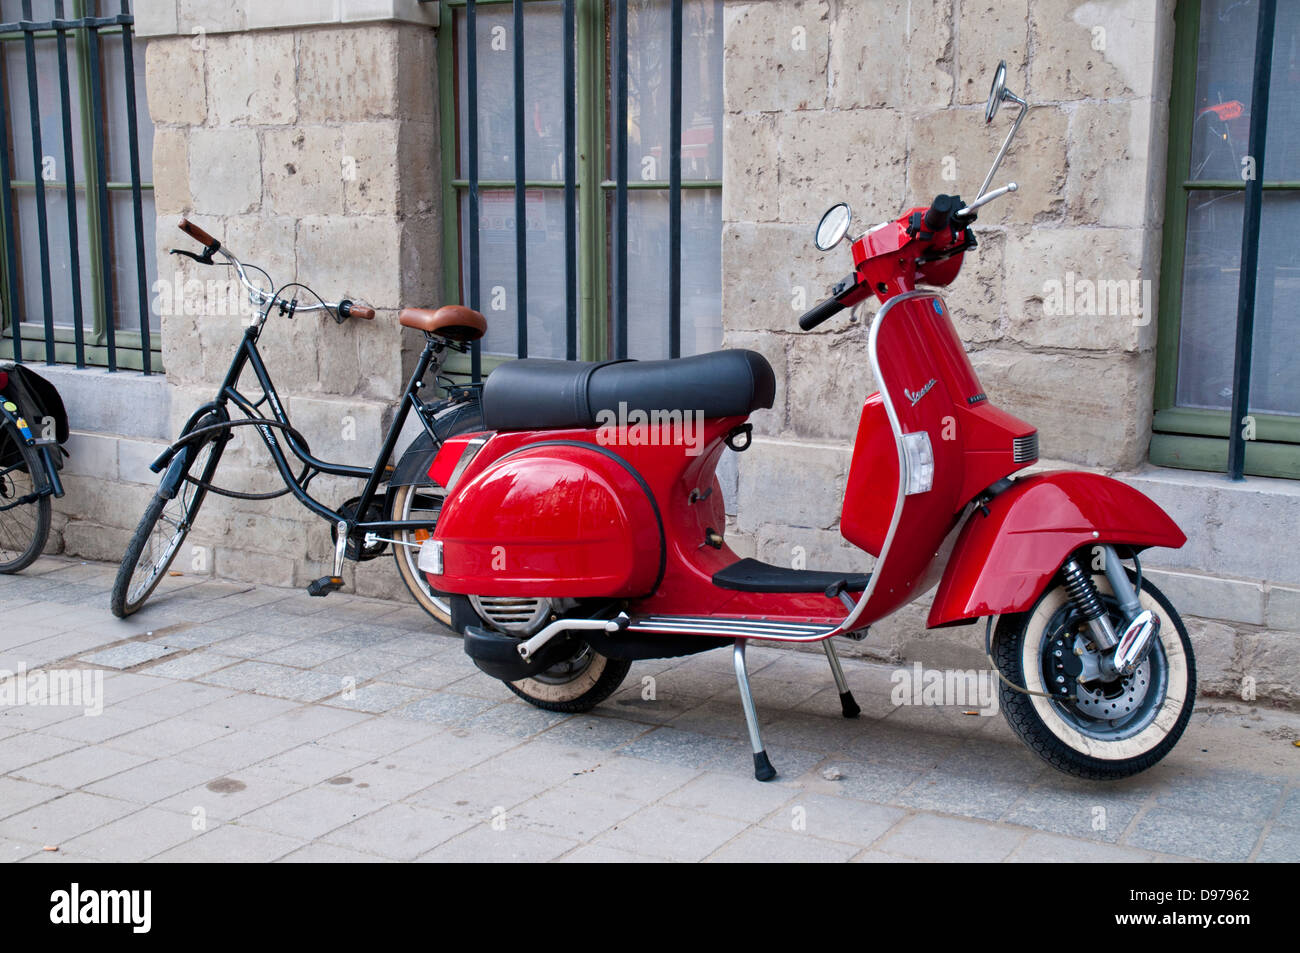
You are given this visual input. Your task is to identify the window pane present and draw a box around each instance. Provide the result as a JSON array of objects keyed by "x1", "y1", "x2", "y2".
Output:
[
  {"x1": 1176, "y1": 190, "x2": 1242, "y2": 411},
  {"x1": 108, "y1": 187, "x2": 155, "y2": 332},
  {"x1": 101, "y1": 30, "x2": 153, "y2": 183},
  {"x1": 607, "y1": 188, "x2": 721, "y2": 359},
  {"x1": 1190, "y1": 0, "x2": 1300, "y2": 181},
  {"x1": 1176, "y1": 190, "x2": 1300, "y2": 416},
  {"x1": 1264, "y1": 2, "x2": 1300, "y2": 180},
  {"x1": 1189, "y1": 0, "x2": 1258, "y2": 182},
  {"x1": 456, "y1": 2, "x2": 568, "y2": 184},
  {"x1": 461, "y1": 188, "x2": 575, "y2": 360},
  {"x1": 607, "y1": 0, "x2": 722, "y2": 183},
  {"x1": 14, "y1": 186, "x2": 96, "y2": 333},
  {"x1": 1248, "y1": 193, "x2": 1300, "y2": 415},
  {"x1": 0, "y1": 2, "x2": 59, "y2": 21}
]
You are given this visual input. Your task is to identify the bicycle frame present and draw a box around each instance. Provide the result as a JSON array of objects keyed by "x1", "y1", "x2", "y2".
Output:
[{"x1": 165, "y1": 321, "x2": 474, "y2": 539}]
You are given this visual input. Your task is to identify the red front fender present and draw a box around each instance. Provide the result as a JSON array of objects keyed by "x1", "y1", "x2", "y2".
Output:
[{"x1": 927, "y1": 471, "x2": 1186, "y2": 627}]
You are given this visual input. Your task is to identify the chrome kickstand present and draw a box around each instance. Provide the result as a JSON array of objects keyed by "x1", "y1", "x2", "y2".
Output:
[
  {"x1": 733, "y1": 639, "x2": 776, "y2": 782},
  {"x1": 822, "y1": 638, "x2": 861, "y2": 719}
]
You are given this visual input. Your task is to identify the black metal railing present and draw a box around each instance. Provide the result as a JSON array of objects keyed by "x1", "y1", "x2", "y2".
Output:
[
  {"x1": 456, "y1": 0, "x2": 690, "y2": 376},
  {"x1": 1227, "y1": 0, "x2": 1275, "y2": 481},
  {"x1": 0, "y1": 0, "x2": 155, "y2": 373}
]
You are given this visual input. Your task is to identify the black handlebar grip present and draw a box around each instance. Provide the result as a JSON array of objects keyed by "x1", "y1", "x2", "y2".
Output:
[
  {"x1": 922, "y1": 194, "x2": 963, "y2": 234},
  {"x1": 922, "y1": 205, "x2": 949, "y2": 233},
  {"x1": 798, "y1": 296, "x2": 847, "y2": 331}
]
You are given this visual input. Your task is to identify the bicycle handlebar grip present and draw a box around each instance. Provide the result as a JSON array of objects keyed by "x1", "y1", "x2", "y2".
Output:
[
  {"x1": 339, "y1": 300, "x2": 375, "y2": 320},
  {"x1": 178, "y1": 217, "x2": 218, "y2": 248},
  {"x1": 798, "y1": 296, "x2": 847, "y2": 331}
]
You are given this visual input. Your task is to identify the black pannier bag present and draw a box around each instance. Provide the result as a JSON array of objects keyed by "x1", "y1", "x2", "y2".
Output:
[{"x1": 0, "y1": 363, "x2": 70, "y2": 471}]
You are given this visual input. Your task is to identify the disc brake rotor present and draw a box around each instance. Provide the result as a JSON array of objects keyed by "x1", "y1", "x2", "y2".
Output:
[{"x1": 1073, "y1": 656, "x2": 1153, "y2": 720}]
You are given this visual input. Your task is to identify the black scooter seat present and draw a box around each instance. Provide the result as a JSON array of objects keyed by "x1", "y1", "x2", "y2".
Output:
[{"x1": 481, "y1": 350, "x2": 776, "y2": 432}]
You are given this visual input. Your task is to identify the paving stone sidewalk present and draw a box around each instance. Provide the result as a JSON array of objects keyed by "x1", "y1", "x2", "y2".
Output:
[{"x1": 1, "y1": 556, "x2": 1296, "y2": 863}]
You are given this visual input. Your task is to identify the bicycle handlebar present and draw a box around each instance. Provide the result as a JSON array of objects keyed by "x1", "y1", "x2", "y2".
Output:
[
  {"x1": 178, "y1": 217, "x2": 218, "y2": 248},
  {"x1": 176, "y1": 218, "x2": 372, "y2": 321}
]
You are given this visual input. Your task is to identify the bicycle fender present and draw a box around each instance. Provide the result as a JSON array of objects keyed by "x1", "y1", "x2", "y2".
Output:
[{"x1": 158, "y1": 446, "x2": 190, "y2": 500}]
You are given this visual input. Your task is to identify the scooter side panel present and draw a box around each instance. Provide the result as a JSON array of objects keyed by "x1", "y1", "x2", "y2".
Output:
[
  {"x1": 431, "y1": 442, "x2": 662, "y2": 598},
  {"x1": 926, "y1": 470, "x2": 1187, "y2": 626}
]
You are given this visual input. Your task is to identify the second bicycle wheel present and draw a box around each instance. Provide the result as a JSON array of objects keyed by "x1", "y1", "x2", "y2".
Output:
[
  {"x1": 0, "y1": 418, "x2": 51, "y2": 573},
  {"x1": 110, "y1": 417, "x2": 225, "y2": 618}
]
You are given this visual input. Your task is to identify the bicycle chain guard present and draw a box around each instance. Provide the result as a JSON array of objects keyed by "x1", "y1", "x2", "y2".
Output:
[{"x1": 334, "y1": 495, "x2": 388, "y2": 561}]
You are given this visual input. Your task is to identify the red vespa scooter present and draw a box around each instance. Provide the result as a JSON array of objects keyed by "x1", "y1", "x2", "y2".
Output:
[{"x1": 419, "y1": 62, "x2": 1196, "y2": 781}]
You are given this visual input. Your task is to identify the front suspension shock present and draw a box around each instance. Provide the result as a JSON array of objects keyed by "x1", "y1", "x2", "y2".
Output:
[{"x1": 1060, "y1": 557, "x2": 1119, "y2": 650}]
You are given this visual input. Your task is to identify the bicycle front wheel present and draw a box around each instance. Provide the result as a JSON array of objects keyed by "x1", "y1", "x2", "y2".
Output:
[
  {"x1": 0, "y1": 419, "x2": 51, "y2": 573},
  {"x1": 111, "y1": 422, "x2": 223, "y2": 618}
]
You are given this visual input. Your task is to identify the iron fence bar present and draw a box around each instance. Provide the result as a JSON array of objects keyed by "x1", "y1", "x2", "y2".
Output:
[
  {"x1": 668, "y1": 0, "x2": 682, "y2": 359},
  {"x1": 84, "y1": 21, "x2": 116, "y2": 370},
  {"x1": 53, "y1": 0, "x2": 84, "y2": 367},
  {"x1": 0, "y1": 48, "x2": 20, "y2": 364},
  {"x1": 612, "y1": 0, "x2": 627, "y2": 360},
  {"x1": 451, "y1": 178, "x2": 720, "y2": 189},
  {"x1": 467, "y1": 0, "x2": 481, "y2": 381},
  {"x1": 512, "y1": 0, "x2": 527, "y2": 359},
  {"x1": 1227, "y1": 0, "x2": 1275, "y2": 481},
  {"x1": 0, "y1": 15, "x2": 132, "y2": 32},
  {"x1": 563, "y1": 0, "x2": 576, "y2": 360},
  {"x1": 20, "y1": 0, "x2": 55, "y2": 364},
  {"x1": 119, "y1": 10, "x2": 151, "y2": 375}
]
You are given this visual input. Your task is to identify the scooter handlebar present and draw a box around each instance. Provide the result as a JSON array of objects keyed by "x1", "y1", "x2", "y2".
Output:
[{"x1": 798, "y1": 295, "x2": 847, "y2": 331}]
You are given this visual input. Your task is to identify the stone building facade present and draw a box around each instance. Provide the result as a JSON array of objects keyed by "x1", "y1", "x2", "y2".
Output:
[{"x1": 39, "y1": 0, "x2": 1298, "y2": 705}]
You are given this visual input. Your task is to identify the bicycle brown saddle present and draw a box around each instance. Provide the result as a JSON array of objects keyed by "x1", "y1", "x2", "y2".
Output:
[{"x1": 399, "y1": 305, "x2": 487, "y2": 341}]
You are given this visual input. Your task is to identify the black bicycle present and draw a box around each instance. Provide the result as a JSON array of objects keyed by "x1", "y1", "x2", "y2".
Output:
[
  {"x1": 0, "y1": 363, "x2": 67, "y2": 573},
  {"x1": 110, "y1": 218, "x2": 488, "y2": 620}
]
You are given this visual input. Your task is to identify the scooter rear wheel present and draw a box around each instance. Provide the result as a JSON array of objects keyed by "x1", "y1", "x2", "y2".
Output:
[
  {"x1": 992, "y1": 569, "x2": 1196, "y2": 780},
  {"x1": 503, "y1": 644, "x2": 632, "y2": 713}
]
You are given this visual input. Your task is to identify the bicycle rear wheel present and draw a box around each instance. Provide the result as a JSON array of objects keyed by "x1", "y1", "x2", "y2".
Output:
[
  {"x1": 0, "y1": 419, "x2": 51, "y2": 573},
  {"x1": 110, "y1": 419, "x2": 224, "y2": 617}
]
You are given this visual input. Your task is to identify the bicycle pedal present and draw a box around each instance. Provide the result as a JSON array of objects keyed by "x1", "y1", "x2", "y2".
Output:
[{"x1": 307, "y1": 575, "x2": 344, "y2": 597}]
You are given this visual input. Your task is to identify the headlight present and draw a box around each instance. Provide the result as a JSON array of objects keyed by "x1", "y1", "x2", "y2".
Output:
[{"x1": 901, "y1": 431, "x2": 935, "y2": 495}]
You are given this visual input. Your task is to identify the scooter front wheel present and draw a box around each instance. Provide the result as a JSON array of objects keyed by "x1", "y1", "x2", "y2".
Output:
[{"x1": 992, "y1": 569, "x2": 1196, "y2": 780}]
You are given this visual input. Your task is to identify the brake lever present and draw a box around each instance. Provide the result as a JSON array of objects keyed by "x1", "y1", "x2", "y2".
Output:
[
  {"x1": 954, "y1": 182, "x2": 1018, "y2": 221},
  {"x1": 169, "y1": 247, "x2": 217, "y2": 265}
]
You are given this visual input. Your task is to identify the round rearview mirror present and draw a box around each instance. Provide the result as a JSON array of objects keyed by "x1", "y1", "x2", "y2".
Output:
[
  {"x1": 985, "y1": 60, "x2": 1008, "y2": 123},
  {"x1": 814, "y1": 202, "x2": 852, "y2": 251}
]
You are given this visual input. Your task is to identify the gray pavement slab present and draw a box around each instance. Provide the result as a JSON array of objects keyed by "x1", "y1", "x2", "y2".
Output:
[{"x1": 0, "y1": 555, "x2": 1296, "y2": 862}]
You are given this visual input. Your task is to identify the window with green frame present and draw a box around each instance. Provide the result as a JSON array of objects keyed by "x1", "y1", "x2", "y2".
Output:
[
  {"x1": 438, "y1": 0, "x2": 722, "y2": 377},
  {"x1": 1153, "y1": 0, "x2": 1299, "y2": 479},
  {"x1": 0, "y1": 0, "x2": 158, "y2": 372}
]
